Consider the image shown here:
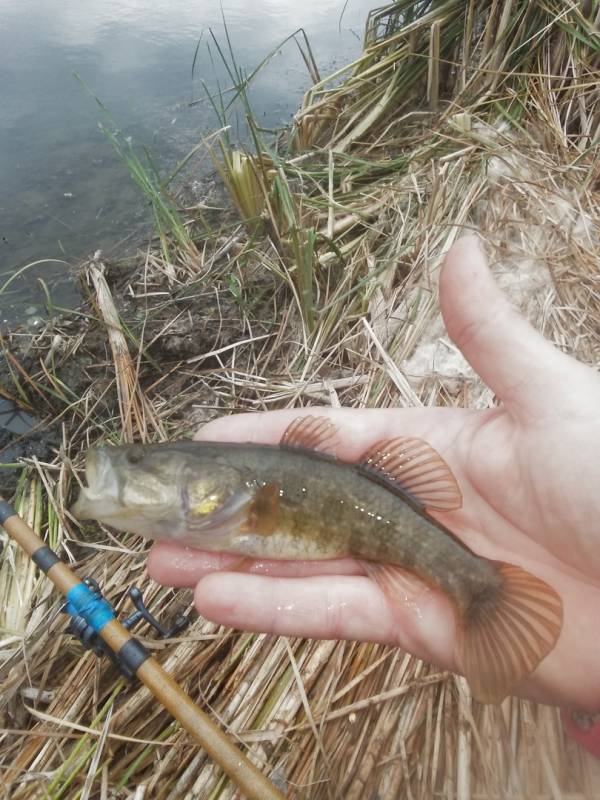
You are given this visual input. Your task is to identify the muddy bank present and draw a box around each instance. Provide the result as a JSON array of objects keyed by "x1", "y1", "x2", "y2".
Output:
[{"x1": 0, "y1": 175, "x2": 281, "y2": 497}]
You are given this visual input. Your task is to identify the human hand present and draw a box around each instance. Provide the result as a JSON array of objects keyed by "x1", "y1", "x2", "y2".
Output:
[{"x1": 148, "y1": 236, "x2": 600, "y2": 710}]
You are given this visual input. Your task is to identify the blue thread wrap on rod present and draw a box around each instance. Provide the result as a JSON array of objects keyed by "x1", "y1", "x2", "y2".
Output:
[{"x1": 65, "y1": 583, "x2": 116, "y2": 632}]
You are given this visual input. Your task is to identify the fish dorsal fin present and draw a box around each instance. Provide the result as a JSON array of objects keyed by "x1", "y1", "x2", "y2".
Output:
[
  {"x1": 280, "y1": 415, "x2": 338, "y2": 454},
  {"x1": 358, "y1": 436, "x2": 462, "y2": 511}
]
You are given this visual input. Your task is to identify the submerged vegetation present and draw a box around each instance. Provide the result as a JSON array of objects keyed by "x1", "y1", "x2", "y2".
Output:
[{"x1": 1, "y1": 0, "x2": 600, "y2": 796}]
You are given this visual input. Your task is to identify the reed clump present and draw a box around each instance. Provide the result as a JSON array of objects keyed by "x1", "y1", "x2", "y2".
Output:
[{"x1": 1, "y1": 1, "x2": 600, "y2": 797}]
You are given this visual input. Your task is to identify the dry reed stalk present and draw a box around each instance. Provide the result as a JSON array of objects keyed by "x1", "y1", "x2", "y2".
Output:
[{"x1": 88, "y1": 260, "x2": 165, "y2": 443}]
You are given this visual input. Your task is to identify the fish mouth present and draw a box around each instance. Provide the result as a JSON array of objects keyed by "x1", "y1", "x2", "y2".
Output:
[
  {"x1": 71, "y1": 447, "x2": 119, "y2": 520},
  {"x1": 71, "y1": 488, "x2": 95, "y2": 521}
]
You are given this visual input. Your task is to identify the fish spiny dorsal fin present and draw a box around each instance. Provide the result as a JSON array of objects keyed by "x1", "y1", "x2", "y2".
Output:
[
  {"x1": 455, "y1": 561, "x2": 563, "y2": 704},
  {"x1": 280, "y1": 415, "x2": 338, "y2": 454},
  {"x1": 358, "y1": 437, "x2": 462, "y2": 511}
]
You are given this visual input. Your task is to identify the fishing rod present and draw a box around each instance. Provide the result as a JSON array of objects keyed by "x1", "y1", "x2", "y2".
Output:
[{"x1": 0, "y1": 498, "x2": 286, "y2": 800}]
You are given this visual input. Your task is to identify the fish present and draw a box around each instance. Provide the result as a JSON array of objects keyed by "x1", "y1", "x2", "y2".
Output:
[{"x1": 72, "y1": 414, "x2": 562, "y2": 704}]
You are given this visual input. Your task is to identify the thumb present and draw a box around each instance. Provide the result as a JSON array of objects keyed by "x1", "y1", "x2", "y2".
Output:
[{"x1": 439, "y1": 236, "x2": 594, "y2": 418}]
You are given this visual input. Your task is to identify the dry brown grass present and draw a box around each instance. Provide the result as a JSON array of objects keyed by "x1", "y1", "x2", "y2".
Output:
[{"x1": 2, "y1": 0, "x2": 600, "y2": 797}]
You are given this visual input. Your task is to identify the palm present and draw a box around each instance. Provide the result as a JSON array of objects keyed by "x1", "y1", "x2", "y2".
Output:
[
  {"x1": 149, "y1": 238, "x2": 600, "y2": 709},
  {"x1": 461, "y1": 406, "x2": 600, "y2": 579}
]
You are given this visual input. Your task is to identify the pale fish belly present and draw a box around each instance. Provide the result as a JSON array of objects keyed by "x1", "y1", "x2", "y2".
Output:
[{"x1": 195, "y1": 530, "x2": 347, "y2": 560}]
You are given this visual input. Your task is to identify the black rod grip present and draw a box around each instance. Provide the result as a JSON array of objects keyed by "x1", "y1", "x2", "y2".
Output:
[{"x1": 0, "y1": 500, "x2": 17, "y2": 525}]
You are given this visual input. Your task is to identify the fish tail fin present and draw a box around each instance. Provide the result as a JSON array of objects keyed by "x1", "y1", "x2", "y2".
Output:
[{"x1": 455, "y1": 561, "x2": 562, "y2": 704}]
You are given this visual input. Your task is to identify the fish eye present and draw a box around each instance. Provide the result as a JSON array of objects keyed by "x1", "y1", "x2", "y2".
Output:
[{"x1": 126, "y1": 445, "x2": 145, "y2": 465}]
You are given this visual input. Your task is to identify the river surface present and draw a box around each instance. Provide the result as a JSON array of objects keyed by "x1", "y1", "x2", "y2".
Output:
[{"x1": 0, "y1": 0, "x2": 372, "y2": 326}]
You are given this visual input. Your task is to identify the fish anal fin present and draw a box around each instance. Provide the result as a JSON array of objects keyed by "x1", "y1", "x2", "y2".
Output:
[
  {"x1": 358, "y1": 437, "x2": 462, "y2": 511},
  {"x1": 360, "y1": 560, "x2": 432, "y2": 607},
  {"x1": 246, "y1": 483, "x2": 281, "y2": 536},
  {"x1": 280, "y1": 415, "x2": 338, "y2": 455},
  {"x1": 456, "y1": 562, "x2": 563, "y2": 704}
]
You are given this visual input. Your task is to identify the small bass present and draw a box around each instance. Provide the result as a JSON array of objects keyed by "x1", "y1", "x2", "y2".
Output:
[{"x1": 72, "y1": 415, "x2": 562, "y2": 703}]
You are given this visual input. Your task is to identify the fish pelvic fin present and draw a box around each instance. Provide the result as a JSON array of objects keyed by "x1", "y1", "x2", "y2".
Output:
[{"x1": 455, "y1": 561, "x2": 563, "y2": 704}]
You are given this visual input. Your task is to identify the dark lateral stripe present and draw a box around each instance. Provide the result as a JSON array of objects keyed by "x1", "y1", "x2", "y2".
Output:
[
  {"x1": 117, "y1": 639, "x2": 150, "y2": 675},
  {"x1": 0, "y1": 501, "x2": 17, "y2": 525},
  {"x1": 31, "y1": 546, "x2": 61, "y2": 573}
]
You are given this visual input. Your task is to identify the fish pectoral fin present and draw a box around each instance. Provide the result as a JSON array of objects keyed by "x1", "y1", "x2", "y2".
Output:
[
  {"x1": 246, "y1": 483, "x2": 281, "y2": 536},
  {"x1": 455, "y1": 561, "x2": 563, "y2": 704},
  {"x1": 357, "y1": 436, "x2": 462, "y2": 511},
  {"x1": 279, "y1": 415, "x2": 338, "y2": 455},
  {"x1": 360, "y1": 560, "x2": 432, "y2": 605}
]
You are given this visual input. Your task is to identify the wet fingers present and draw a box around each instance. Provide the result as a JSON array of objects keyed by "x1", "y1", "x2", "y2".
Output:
[{"x1": 193, "y1": 571, "x2": 456, "y2": 670}]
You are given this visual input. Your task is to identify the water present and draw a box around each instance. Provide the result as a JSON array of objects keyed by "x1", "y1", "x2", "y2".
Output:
[
  {"x1": 0, "y1": 0, "x2": 372, "y2": 325},
  {"x1": 0, "y1": 0, "x2": 373, "y2": 463}
]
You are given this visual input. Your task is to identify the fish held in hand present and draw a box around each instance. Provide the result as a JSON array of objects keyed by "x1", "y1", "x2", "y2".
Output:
[{"x1": 72, "y1": 414, "x2": 562, "y2": 704}]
